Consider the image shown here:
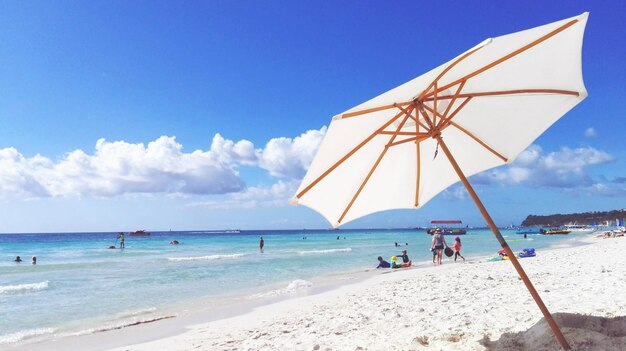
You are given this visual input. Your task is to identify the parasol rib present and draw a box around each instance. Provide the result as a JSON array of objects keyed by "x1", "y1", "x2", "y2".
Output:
[
  {"x1": 387, "y1": 135, "x2": 429, "y2": 148},
  {"x1": 417, "y1": 105, "x2": 435, "y2": 130},
  {"x1": 439, "y1": 80, "x2": 466, "y2": 127},
  {"x1": 437, "y1": 94, "x2": 471, "y2": 130},
  {"x1": 337, "y1": 18, "x2": 579, "y2": 124},
  {"x1": 422, "y1": 101, "x2": 508, "y2": 163},
  {"x1": 415, "y1": 114, "x2": 420, "y2": 207},
  {"x1": 377, "y1": 131, "x2": 430, "y2": 136},
  {"x1": 433, "y1": 82, "x2": 438, "y2": 127},
  {"x1": 296, "y1": 108, "x2": 408, "y2": 199},
  {"x1": 424, "y1": 89, "x2": 579, "y2": 101},
  {"x1": 419, "y1": 39, "x2": 489, "y2": 99},
  {"x1": 337, "y1": 113, "x2": 412, "y2": 224},
  {"x1": 449, "y1": 121, "x2": 508, "y2": 162},
  {"x1": 425, "y1": 18, "x2": 579, "y2": 99},
  {"x1": 397, "y1": 104, "x2": 429, "y2": 130}
]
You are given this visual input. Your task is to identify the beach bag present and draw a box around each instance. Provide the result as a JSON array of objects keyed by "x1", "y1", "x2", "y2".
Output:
[{"x1": 444, "y1": 247, "x2": 454, "y2": 257}]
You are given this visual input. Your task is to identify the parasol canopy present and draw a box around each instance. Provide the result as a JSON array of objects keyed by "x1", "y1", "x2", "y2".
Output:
[
  {"x1": 293, "y1": 13, "x2": 589, "y2": 350},
  {"x1": 293, "y1": 13, "x2": 588, "y2": 228}
]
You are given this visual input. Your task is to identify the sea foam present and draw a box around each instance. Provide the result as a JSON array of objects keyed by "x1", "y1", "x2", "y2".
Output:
[
  {"x1": 0, "y1": 328, "x2": 55, "y2": 344},
  {"x1": 0, "y1": 281, "x2": 49, "y2": 294},
  {"x1": 251, "y1": 279, "x2": 313, "y2": 299},
  {"x1": 298, "y1": 248, "x2": 352, "y2": 255},
  {"x1": 167, "y1": 253, "x2": 245, "y2": 261}
]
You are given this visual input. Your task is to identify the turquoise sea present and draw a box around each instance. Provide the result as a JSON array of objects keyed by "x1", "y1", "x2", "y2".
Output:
[{"x1": 0, "y1": 228, "x2": 593, "y2": 346}]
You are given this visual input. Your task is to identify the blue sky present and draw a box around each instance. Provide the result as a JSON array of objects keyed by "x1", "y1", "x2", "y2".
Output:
[{"x1": 0, "y1": 1, "x2": 624, "y2": 232}]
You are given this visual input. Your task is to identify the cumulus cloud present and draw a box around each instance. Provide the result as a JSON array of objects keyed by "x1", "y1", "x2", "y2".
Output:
[
  {"x1": 257, "y1": 127, "x2": 327, "y2": 179},
  {"x1": 0, "y1": 127, "x2": 328, "y2": 200},
  {"x1": 473, "y1": 144, "x2": 614, "y2": 188},
  {"x1": 584, "y1": 127, "x2": 597, "y2": 138},
  {"x1": 0, "y1": 136, "x2": 248, "y2": 198},
  {"x1": 187, "y1": 180, "x2": 299, "y2": 209},
  {"x1": 442, "y1": 186, "x2": 468, "y2": 200}
]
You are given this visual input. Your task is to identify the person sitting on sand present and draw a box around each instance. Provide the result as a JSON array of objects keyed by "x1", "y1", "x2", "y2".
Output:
[
  {"x1": 390, "y1": 256, "x2": 402, "y2": 269},
  {"x1": 397, "y1": 250, "x2": 412, "y2": 267},
  {"x1": 376, "y1": 256, "x2": 390, "y2": 268},
  {"x1": 452, "y1": 236, "x2": 465, "y2": 262},
  {"x1": 14, "y1": 256, "x2": 22, "y2": 263}
]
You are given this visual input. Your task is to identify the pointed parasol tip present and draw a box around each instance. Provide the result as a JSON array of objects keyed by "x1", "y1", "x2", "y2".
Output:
[{"x1": 289, "y1": 198, "x2": 299, "y2": 206}]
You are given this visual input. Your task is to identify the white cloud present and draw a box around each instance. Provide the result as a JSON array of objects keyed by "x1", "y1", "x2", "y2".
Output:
[
  {"x1": 0, "y1": 126, "x2": 327, "y2": 200},
  {"x1": 584, "y1": 127, "x2": 597, "y2": 138},
  {"x1": 474, "y1": 144, "x2": 614, "y2": 188},
  {"x1": 187, "y1": 180, "x2": 299, "y2": 209},
  {"x1": 0, "y1": 136, "x2": 247, "y2": 198},
  {"x1": 257, "y1": 127, "x2": 326, "y2": 179},
  {"x1": 442, "y1": 186, "x2": 468, "y2": 200}
]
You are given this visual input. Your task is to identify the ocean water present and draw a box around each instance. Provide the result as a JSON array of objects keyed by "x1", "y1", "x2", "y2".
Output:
[{"x1": 0, "y1": 228, "x2": 593, "y2": 345}]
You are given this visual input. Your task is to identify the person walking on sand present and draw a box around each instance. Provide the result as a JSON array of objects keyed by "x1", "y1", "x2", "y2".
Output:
[
  {"x1": 430, "y1": 229, "x2": 448, "y2": 265},
  {"x1": 118, "y1": 232, "x2": 125, "y2": 249},
  {"x1": 452, "y1": 236, "x2": 465, "y2": 262},
  {"x1": 259, "y1": 236, "x2": 264, "y2": 253}
]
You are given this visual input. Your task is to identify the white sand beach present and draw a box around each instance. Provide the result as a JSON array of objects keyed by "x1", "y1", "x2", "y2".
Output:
[{"x1": 24, "y1": 235, "x2": 626, "y2": 351}]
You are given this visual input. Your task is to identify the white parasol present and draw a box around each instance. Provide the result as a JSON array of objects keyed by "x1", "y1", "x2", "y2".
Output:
[{"x1": 294, "y1": 13, "x2": 589, "y2": 350}]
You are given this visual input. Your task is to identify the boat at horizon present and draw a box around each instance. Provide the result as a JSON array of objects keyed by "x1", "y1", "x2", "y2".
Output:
[
  {"x1": 129, "y1": 230, "x2": 150, "y2": 236},
  {"x1": 427, "y1": 220, "x2": 467, "y2": 235},
  {"x1": 543, "y1": 228, "x2": 571, "y2": 235}
]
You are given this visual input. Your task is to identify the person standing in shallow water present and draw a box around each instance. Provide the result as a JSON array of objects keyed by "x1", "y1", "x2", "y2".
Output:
[
  {"x1": 259, "y1": 236, "x2": 264, "y2": 253},
  {"x1": 32, "y1": 256, "x2": 37, "y2": 265},
  {"x1": 118, "y1": 232, "x2": 125, "y2": 249}
]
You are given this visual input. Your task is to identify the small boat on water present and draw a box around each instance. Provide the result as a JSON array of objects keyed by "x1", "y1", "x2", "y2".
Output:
[
  {"x1": 427, "y1": 220, "x2": 467, "y2": 235},
  {"x1": 543, "y1": 228, "x2": 571, "y2": 235},
  {"x1": 129, "y1": 230, "x2": 150, "y2": 236}
]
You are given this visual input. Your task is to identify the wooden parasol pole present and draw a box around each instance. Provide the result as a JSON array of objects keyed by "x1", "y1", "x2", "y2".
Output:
[{"x1": 434, "y1": 135, "x2": 571, "y2": 350}]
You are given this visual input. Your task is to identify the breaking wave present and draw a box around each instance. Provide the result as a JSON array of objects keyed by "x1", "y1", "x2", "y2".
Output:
[
  {"x1": 0, "y1": 328, "x2": 55, "y2": 344},
  {"x1": 250, "y1": 279, "x2": 313, "y2": 299},
  {"x1": 167, "y1": 253, "x2": 245, "y2": 261},
  {"x1": 0, "y1": 281, "x2": 49, "y2": 294},
  {"x1": 297, "y1": 248, "x2": 352, "y2": 255}
]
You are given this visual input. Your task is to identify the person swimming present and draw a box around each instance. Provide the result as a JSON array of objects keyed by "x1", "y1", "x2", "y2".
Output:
[
  {"x1": 169, "y1": 240, "x2": 179, "y2": 245},
  {"x1": 14, "y1": 256, "x2": 22, "y2": 263}
]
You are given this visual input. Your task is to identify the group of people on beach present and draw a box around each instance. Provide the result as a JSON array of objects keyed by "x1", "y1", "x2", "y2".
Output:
[
  {"x1": 376, "y1": 230, "x2": 465, "y2": 269},
  {"x1": 430, "y1": 229, "x2": 465, "y2": 264},
  {"x1": 13, "y1": 255, "x2": 36, "y2": 264},
  {"x1": 376, "y1": 249, "x2": 412, "y2": 269}
]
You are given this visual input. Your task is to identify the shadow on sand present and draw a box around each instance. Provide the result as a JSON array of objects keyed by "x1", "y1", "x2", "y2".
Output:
[{"x1": 480, "y1": 313, "x2": 626, "y2": 351}]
